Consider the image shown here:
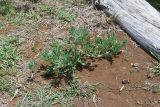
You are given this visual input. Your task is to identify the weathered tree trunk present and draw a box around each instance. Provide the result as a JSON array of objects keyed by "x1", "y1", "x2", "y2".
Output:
[{"x1": 94, "y1": 0, "x2": 160, "y2": 60}]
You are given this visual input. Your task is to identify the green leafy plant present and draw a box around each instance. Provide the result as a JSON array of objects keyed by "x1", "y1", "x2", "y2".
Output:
[
  {"x1": 41, "y1": 42, "x2": 84, "y2": 79},
  {"x1": 69, "y1": 27, "x2": 126, "y2": 59},
  {"x1": 55, "y1": 8, "x2": 76, "y2": 23},
  {"x1": 0, "y1": 0, "x2": 15, "y2": 15},
  {"x1": 93, "y1": 33, "x2": 126, "y2": 59}
]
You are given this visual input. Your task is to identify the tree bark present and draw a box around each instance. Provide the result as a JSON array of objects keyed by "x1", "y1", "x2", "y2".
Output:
[{"x1": 94, "y1": 0, "x2": 160, "y2": 60}]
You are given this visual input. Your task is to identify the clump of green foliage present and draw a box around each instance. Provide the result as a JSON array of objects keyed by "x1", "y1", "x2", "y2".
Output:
[
  {"x1": 0, "y1": 36, "x2": 20, "y2": 71},
  {"x1": 0, "y1": 0, "x2": 15, "y2": 15},
  {"x1": 55, "y1": 8, "x2": 76, "y2": 23},
  {"x1": 69, "y1": 27, "x2": 126, "y2": 59},
  {"x1": 41, "y1": 27, "x2": 126, "y2": 81},
  {"x1": 41, "y1": 42, "x2": 84, "y2": 80}
]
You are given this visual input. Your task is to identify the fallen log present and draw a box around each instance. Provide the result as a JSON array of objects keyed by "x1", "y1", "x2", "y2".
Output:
[{"x1": 94, "y1": 0, "x2": 160, "y2": 61}]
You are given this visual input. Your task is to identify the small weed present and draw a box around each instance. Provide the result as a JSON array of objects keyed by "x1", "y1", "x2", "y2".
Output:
[
  {"x1": 0, "y1": 36, "x2": 20, "y2": 71},
  {"x1": 11, "y1": 9, "x2": 40, "y2": 26},
  {"x1": 55, "y1": 8, "x2": 76, "y2": 23},
  {"x1": 0, "y1": 75, "x2": 13, "y2": 94},
  {"x1": 148, "y1": 62, "x2": 160, "y2": 78},
  {"x1": 69, "y1": 27, "x2": 89, "y2": 46},
  {"x1": 0, "y1": 21, "x2": 5, "y2": 29},
  {"x1": 122, "y1": 48, "x2": 132, "y2": 61},
  {"x1": 40, "y1": 4, "x2": 54, "y2": 15},
  {"x1": 25, "y1": 9, "x2": 40, "y2": 20},
  {"x1": 27, "y1": 60, "x2": 37, "y2": 82},
  {"x1": 87, "y1": 33, "x2": 126, "y2": 59},
  {"x1": 28, "y1": 60, "x2": 37, "y2": 72}
]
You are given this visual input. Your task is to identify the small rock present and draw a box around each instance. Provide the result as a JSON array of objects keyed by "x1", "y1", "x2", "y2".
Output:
[
  {"x1": 122, "y1": 67, "x2": 126, "y2": 70},
  {"x1": 122, "y1": 79, "x2": 129, "y2": 84},
  {"x1": 131, "y1": 63, "x2": 140, "y2": 68}
]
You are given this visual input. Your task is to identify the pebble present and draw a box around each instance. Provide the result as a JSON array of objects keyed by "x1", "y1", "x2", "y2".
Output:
[
  {"x1": 122, "y1": 79, "x2": 130, "y2": 84},
  {"x1": 131, "y1": 63, "x2": 140, "y2": 69}
]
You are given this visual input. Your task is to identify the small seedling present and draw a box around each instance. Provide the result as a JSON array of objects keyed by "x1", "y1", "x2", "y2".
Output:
[
  {"x1": 55, "y1": 8, "x2": 76, "y2": 23},
  {"x1": 28, "y1": 60, "x2": 37, "y2": 72}
]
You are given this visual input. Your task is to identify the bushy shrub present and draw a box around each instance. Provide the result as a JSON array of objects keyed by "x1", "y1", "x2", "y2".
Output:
[{"x1": 41, "y1": 27, "x2": 126, "y2": 81}]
